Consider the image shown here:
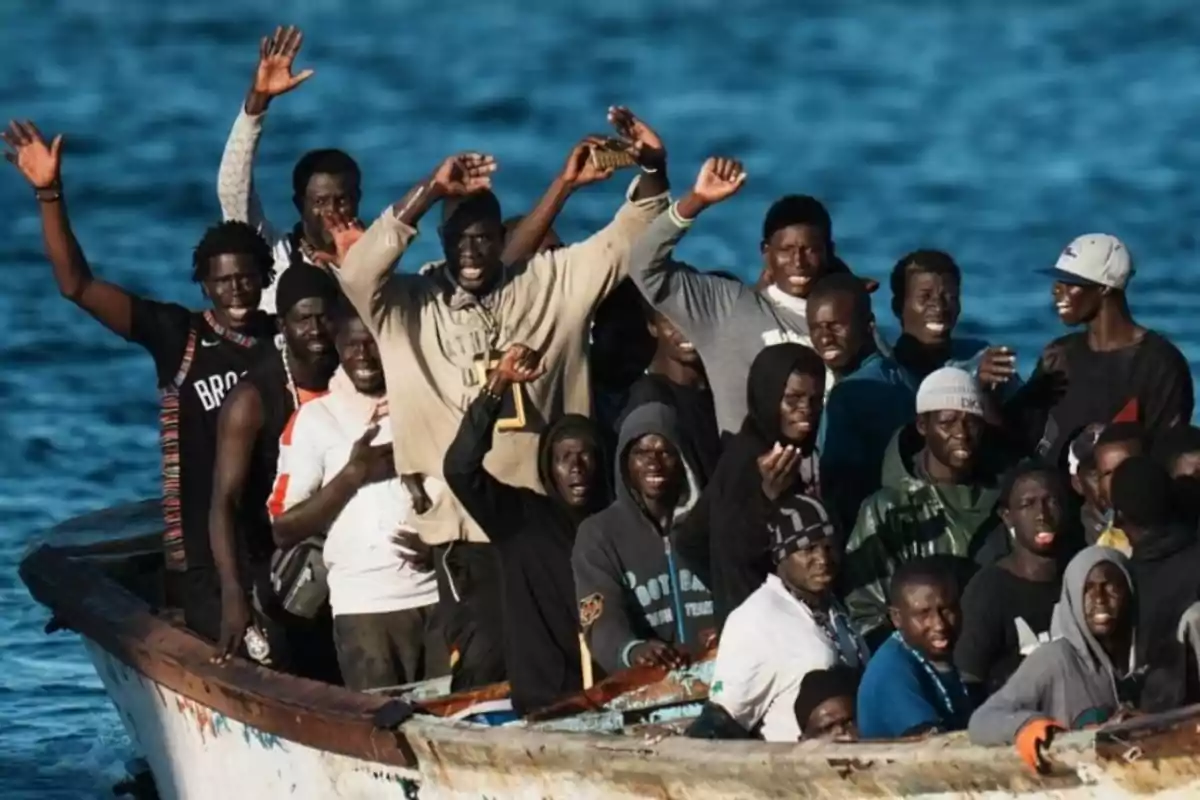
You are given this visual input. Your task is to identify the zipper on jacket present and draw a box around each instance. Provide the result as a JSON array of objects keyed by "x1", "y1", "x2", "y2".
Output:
[{"x1": 664, "y1": 537, "x2": 686, "y2": 645}]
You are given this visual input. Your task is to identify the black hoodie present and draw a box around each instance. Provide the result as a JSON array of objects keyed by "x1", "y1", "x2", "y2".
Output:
[
  {"x1": 676, "y1": 343, "x2": 822, "y2": 629},
  {"x1": 443, "y1": 391, "x2": 608, "y2": 715},
  {"x1": 1129, "y1": 523, "x2": 1200, "y2": 711},
  {"x1": 572, "y1": 402, "x2": 715, "y2": 674}
]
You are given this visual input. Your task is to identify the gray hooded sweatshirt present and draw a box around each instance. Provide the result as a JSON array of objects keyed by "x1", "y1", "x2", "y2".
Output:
[
  {"x1": 627, "y1": 209, "x2": 813, "y2": 437},
  {"x1": 968, "y1": 547, "x2": 1137, "y2": 746},
  {"x1": 572, "y1": 402, "x2": 715, "y2": 674}
]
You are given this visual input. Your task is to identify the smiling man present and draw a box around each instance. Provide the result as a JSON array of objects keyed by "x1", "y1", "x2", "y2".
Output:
[
  {"x1": 620, "y1": 305, "x2": 721, "y2": 487},
  {"x1": 1029, "y1": 234, "x2": 1192, "y2": 466},
  {"x1": 572, "y1": 403, "x2": 713, "y2": 674},
  {"x1": 216, "y1": 25, "x2": 363, "y2": 313},
  {"x1": 843, "y1": 367, "x2": 1005, "y2": 641},
  {"x1": 2, "y1": 119, "x2": 279, "y2": 639},
  {"x1": 627, "y1": 157, "x2": 855, "y2": 437},
  {"x1": 268, "y1": 304, "x2": 445, "y2": 691},
  {"x1": 209, "y1": 264, "x2": 341, "y2": 674}
]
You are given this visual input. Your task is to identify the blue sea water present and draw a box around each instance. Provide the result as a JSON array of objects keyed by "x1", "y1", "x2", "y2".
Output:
[{"x1": 3, "y1": 0, "x2": 1200, "y2": 795}]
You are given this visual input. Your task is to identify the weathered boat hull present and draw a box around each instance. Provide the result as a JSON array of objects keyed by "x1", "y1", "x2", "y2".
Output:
[
  {"x1": 22, "y1": 502, "x2": 1200, "y2": 799},
  {"x1": 83, "y1": 639, "x2": 420, "y2": 799}
]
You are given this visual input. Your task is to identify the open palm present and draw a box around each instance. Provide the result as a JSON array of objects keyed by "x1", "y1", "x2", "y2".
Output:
[
  {"x1": 2, "y1": 120, "x2": 62, "y2": 189},
  {"x1": 254, "y1": 25, "x2": 314, "y2": 98},
  {"x1": 433, "y1": 153, "x2": 497, "y2": 197},
  {"x1": 692, "y1": 157, "x2": 746, "y2": 204}
]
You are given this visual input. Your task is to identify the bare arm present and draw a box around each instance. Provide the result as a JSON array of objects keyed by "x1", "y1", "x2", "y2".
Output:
[
  {"x1": 500, "y1": 174, "x2": 574, "y2": 267},
  {"x1": 209, "y1": 381, "x2": 263, "y2": 660},
  {"x1": 3, "y1": 121, "x2": 136, "y2": 338}
]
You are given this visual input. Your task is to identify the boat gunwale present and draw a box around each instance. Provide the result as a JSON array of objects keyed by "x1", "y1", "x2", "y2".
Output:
[
  {"x1": 20, "y1": 509, "x2": 1200, "y2": 797},
  {"x1": 20, "y1": 541, "x2": 417, "y2": 768}
]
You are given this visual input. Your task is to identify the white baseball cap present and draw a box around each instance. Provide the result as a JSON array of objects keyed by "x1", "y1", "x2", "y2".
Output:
[{"x1": 1045, "y1": 233, "x2": 1134, "y2": 290}]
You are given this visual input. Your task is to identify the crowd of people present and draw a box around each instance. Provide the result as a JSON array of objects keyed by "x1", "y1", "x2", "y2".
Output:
[{"x1": 8, "y1": 24, "x2": 1200, "y2": 772}]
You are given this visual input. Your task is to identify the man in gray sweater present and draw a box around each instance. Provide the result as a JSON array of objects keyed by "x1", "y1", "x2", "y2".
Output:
[
  {"x1": 627, "y1": 157, "x2": 846, "y2": 436},
  {"x1": 968, "y1": 547, "x2": 1139, "y2": 772}
]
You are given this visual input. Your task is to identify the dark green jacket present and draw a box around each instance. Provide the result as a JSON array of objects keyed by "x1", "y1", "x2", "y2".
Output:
[{"x1": 843, "y1": 425, "x2": 1005, "y2": 640}]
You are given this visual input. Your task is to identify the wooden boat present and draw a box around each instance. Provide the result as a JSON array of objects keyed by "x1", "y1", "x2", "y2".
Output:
[{"x1": 19, "y1": 500, "x2": 1200, "y2": 799}]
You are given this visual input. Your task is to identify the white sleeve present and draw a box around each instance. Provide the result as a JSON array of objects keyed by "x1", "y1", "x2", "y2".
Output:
[
  {"x1": 267, "y1": 404, "x2": 327, "y2": 520},
  {"x1": 707, "y1": 614, "x2": 774, "y2": 733}
]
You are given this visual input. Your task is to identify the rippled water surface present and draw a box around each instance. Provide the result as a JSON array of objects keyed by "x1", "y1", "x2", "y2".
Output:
[{"x1": 4, "y1": 1, "x2": 1200, "y2": 796}]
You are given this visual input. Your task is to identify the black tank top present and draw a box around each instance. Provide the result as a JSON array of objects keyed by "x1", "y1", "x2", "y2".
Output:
[
  {"x1": 162, "y1": 311, "x2": 269, "y2": 571},
  {"x1": 240, "y1": 350, "x2": 328, "y2": 565}
]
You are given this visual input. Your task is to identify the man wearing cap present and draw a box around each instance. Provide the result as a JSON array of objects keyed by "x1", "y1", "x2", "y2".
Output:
[
  {"x1": 702, "y1": 494, "x2": 867, "y2": 742},
  {"x1": 1026, "y1": 233, "x2": 1192, "y2": 466},
  {"x1": 843, "y1": 367, "x2": 1007, "y2": 642}
]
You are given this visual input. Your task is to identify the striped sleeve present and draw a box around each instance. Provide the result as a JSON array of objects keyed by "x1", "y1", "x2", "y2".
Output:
[{"x1": 267, "y1": 402, "x2": 327, "y2": 521}]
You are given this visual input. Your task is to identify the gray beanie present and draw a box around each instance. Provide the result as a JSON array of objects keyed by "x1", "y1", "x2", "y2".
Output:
[{"x1": 916, "y1": 367, "x2": 984, "y2": 416}]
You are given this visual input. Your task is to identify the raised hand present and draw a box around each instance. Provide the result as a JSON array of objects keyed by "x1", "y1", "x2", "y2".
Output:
[
  {"x1": 253, "y1": 25, "x2": 314, "y2": 99},
  {"x1": 757, "y1": 441, "x2": 800, "y2": 501},
  {"x1": 492, "y1": 343, "x2": 545, "y2": 386},
  {"x1": 2, "y1": 120, "x2": 63, "y2": 189},
  {"x1": 560, "y1": 136, "x2": 616, "y2": 189},
  {"x1": 432, "y1": 153, "x2": 497, "y2": 197},
  {"x1": 315, "y1": 209, "x2": 366, "y2": 265},
  {"x1": 608, "y1": 106, "x2": 665, "y2": 168},
  {"x1": 692, "y1": 157, "x2": 746, "y2": 205}
]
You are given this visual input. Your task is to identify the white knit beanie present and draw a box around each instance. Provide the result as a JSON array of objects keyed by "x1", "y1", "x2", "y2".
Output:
[{"x1": 916, "y1": 367, "x2": 984, "y2": 416}]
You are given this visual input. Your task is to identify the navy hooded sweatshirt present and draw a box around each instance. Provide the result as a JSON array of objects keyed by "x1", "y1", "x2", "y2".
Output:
[{"x1": 572, "y1": 402, "x2": 715, "y2": 674}]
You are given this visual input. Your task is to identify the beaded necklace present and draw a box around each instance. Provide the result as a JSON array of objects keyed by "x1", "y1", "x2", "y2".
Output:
[{"x1": 277, "y1": 336, "x2": 300, "y2": 408}]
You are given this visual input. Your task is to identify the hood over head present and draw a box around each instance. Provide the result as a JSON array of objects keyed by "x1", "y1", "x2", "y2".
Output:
[
  {"x1": 537, "y1": 413, "x2": 608, "y2": 516},
  {"x1": 1052, "y1": 546, "x2": 1135, "y2": 673},
  {"x1": 744, "y1": 342, "x2": 823, "y2": 448},
  {"x1": 614, "y1": 402, "x2": 701, "y2": 525}
]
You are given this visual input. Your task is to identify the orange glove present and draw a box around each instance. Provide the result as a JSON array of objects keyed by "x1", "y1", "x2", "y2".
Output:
[{"x1": 1015, "y1": 717, "x2": 1066, "y2": 774}]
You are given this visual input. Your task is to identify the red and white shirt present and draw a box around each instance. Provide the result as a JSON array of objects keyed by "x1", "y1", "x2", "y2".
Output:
[{"x1": 269, "y1": 370, "x2": 440, "y2": 616}]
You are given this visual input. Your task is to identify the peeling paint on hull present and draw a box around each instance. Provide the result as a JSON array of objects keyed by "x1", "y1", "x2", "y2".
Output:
[
  {"x1": 85, "y1": 635, "x2": 1200, "y2": 800},
  {"x1": 22, "y1": 504, "x2": 1200, "y2": 800},
  {"x1": 83, "y1": 640, "x2": 422, "y2": 800}
]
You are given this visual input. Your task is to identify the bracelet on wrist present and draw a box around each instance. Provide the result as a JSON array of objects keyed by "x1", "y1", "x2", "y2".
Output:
[{"x1": 34, "y1": 183, "x2": 62, "y2": 203}]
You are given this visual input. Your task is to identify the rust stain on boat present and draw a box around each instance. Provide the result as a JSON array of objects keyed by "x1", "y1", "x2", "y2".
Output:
[
  {"x1": 20, "y1": 543, "x2": 414, "y2": 767},
  {"x1": 22, "y1": 503, "x2": 1200, "y2": 799}
]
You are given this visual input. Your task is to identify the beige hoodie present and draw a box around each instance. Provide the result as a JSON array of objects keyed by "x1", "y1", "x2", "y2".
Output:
[{"x1": 333, "y1": 179, "x2": 668, "y2": 544}]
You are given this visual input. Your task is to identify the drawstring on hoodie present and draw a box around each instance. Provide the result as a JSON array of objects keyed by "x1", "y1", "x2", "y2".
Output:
[
  {"x1": 440, "y1": 539, "x2": 461, "y2": 604},
  {"x1": 664, "y1": 535, "x2": 687, "y2": 645}
]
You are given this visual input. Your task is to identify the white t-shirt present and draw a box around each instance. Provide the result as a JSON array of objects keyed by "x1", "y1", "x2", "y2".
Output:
[
  {"x1": 708, "y1": 574, "x2": 865, "y2": 742},
  {"x1": 270, "y1": 390, "x2": 440, "y2": 616}
]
